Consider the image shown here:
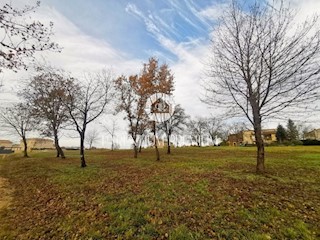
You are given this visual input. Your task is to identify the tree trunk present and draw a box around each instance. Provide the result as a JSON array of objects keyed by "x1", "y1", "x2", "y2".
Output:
[
  {"x1": 154, "y1": 121, "x2": 160, "y2": 161},
  {"x1": 54, "y1": 132, "x2": 65, "y2": 159},
  {"x1": 155, "y1": 138, "x2": 160, "y2": 161},
  {"x1": 197, "y1": 138, "x2": 201, "y2": 147},
  {"x1": 80, "y1": 135, "x2": 86, "y2": 167},
  {"x1": 253, "y1": 115, "x2": 265, "y2": 173},
  {"x1": 133, "y1": 144, "x2": 138, "y2": 158},
  {"x1": 139, "y1": 144, "x2": 142, "y2": 153},
  {"x1": 138, "y1": 134, "x2": 144, "y2": 153},
  {"x1": 167, "y1": 134, "x2": 171, "y2": 154},
  {"x1": 22, "y1": 136, "x2": 29, "y2": 158}
]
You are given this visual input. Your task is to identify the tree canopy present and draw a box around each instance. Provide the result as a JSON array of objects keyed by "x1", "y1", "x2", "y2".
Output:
[
  {"x1": 0, "y1": 1, "x2": 59, "y2": 72},
  {"x1": 203, "y1": 0, "x2": 320, "y2": 173}
]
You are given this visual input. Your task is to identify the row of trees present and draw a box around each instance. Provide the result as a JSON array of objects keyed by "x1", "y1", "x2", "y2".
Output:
[
  {"x1": 0, "y1": 58, "x2": 187, "y2": 166},
  {"x1": 0, "y1": 2, "x2": 186, "y2": 165},
  {"x1": 1, "y1": 66, "x2": 113, "y2": 167},
  {"x1": 1, "y1": 1, "x2": 320, "y2": 173}
]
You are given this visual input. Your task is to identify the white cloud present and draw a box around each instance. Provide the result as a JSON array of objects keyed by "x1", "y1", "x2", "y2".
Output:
[
  {"x1": 0, "y1": 3, "x2": 142, "y2": 147},
  {"x1": 124, "y1": 2, "x2": 216, "y2": 118},
  {"x1": 198, "y1": 3, "x2": 229, "y2": 21},
  {"x1": 4, "y1": 0, "x2": 318, "y2": 146}
]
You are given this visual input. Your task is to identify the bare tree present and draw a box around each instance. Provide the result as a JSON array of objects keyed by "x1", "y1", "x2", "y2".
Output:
[
  {"x1": 296, "y1": 122, "x2": 313, "y2": 140},
  {"x1": 227, "y1": 121, "x2": 249, "y2": 135},
  {"x1": 0, "y1": 103, "x2": 34, "y2": 157},
  {"x1": 158, "y1": 104, "x2": 189, "y2": 154},
  {"x1": 66, "y1": 70, "x2": 114, "y2": 167},
  {"x1": 204, "y1": 117, "x2": 223, "y2": 145},
  {"x1": 115, "y1": 75, "x2": 147, "y2": 158},
  {"x1": 23, "y1": 67, "x2": 74, "y2": 158},
  {"x1": 0, "y1": 2, "x2": 59, "y2": 73},
  {"x1": 102, "y1": 118, "x2": 119, "y2": 151},
  {"x1": 85, "y1": 128, "x2": 99, "y2": 149},
  {"x1": 188, "y1": 117, "x2": 208, "y2": 147},
  {"x1": 203, "y1": 0, "x2": 320, "y2": 173},
  {"x1": 137, "y1": 128, "x2": 149, "y2": 153},
  {"x1": 137, "y1": 118, "x2": 154, "y2": 153}
]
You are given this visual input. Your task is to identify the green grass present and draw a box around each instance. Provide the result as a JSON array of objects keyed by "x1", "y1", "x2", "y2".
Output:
[{"x1": 0, "y1": 146, "x2": 319, "y2": 239}]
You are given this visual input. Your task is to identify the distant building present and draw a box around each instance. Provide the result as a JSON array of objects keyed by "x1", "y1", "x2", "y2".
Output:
[
  {"x1": 0, "y1": 140, "x2": 13, "y2": 149},
  {"x1": 148, "y1": 136, "x2": 166, "y2": 148},
  {"x1": 20, "y1": 138, "x2": 55, "y2": 151},
  {"x1": 228, "y1": 129, "x2": 277, "y2": 146},
  {"x1": 304, "y1": 129, "x2": 320, "y2": 140},
  {"x1": 11, "y1": 144, "x2": 22, "y2": 152}
]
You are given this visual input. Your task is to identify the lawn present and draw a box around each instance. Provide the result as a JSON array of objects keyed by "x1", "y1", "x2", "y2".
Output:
[{"x1": 0, "y1": 146, "x2": 319, "y2": 239}]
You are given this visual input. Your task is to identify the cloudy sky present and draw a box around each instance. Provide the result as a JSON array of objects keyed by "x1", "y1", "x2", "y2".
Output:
[{"x1": 1, "y1": 0, "x2": 320, "y2": 147}]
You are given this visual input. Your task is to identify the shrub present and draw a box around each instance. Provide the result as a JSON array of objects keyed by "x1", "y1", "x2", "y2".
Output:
[
  {"x1": 302, "y1": 139, "x2": 320, "y2": 146},
  {"x1": 291, "y1": 140, "x2": 303, "y2": 146}
]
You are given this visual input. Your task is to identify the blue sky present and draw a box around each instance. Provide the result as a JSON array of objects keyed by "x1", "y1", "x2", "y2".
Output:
[
  {"x1": 42, "y1": 0, "x2": 221, "y2": 62},
  {"x1": 1, "y1": 0, "x2": 320, "y2": 147}
]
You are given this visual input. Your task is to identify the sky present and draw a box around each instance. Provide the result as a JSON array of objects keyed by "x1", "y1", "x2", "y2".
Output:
[{"x1": 1, "y1": 0, "x2": 320, "y2": 148}]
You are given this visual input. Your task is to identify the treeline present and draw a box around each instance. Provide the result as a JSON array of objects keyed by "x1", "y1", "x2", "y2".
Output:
[
  {"x1": 276, "y1": 119, "x2": 314, "y2": 145},
  {"x1": 0, "y1": 58, "x2": 179, "y2": 166}
]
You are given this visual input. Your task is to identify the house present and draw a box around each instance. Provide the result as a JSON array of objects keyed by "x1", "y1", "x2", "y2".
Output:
[
  {"x1": 0, "y1": 140, "x2": 13, "y2": 149},
  {"x1": 228, "y1": 129, "x2": 277, "y2": 146},
  {"x1": 304, "y1": 129, "x2": 320, "y2": 140},
  {"x1": 148, "y1": 136, "x2": 166, "y2": 148},
  {"x1": 11, "y1": 144, "x2": 22, "y2": 152},
  {"x1": 20, "y1": 138, "x2": 55, "y2": 151}
]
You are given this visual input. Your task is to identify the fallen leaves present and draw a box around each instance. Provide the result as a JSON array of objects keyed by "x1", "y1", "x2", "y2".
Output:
[{"x1": 0, "y1": 147, "x2": 319, "y2": 239}]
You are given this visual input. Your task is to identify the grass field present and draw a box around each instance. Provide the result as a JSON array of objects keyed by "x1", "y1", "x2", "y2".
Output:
[{"x1": 0, "y1": 146, "x2": 319, "y2": 239}]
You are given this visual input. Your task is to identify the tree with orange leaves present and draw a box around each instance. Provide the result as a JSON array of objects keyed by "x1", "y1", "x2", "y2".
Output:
[{"x1": 115, "y1": 57, "x2": 174, "y2": 158}]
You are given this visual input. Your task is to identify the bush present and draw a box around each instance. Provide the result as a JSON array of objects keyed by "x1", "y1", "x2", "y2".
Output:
[
  {"x1": 244, "y1": 144, "x2": 255, "y2": 147},
  {"x1": 291, "y1": 140, "x2": 303, "y2": 146},
  {"x1": 302, "y1": 139, "x2": 320, "y2": 146},
  {"x1": 219, "y1": 141, "x2": 228, "y2": 146}
]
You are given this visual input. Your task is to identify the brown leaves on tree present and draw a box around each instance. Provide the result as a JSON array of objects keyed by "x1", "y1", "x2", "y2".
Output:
[
  {"x1": 133, "y1": 57, "x2": 174, "y2": 97},
  {"x1": 0, "y1": 2, "x2": 59, "y2": 72},
  {"x1": 115, "y1": 57, "x2": 175, "y2": 158},
  {"x1": 22, "y1": 66, "x2": 75, "y2": 159}
]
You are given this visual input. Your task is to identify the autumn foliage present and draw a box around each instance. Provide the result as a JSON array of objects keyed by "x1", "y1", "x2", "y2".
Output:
[{"x1": 115, "y1": 57, "x2": 174, "y2": 158}]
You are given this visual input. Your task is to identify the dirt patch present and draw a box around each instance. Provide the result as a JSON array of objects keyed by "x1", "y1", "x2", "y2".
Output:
[{"x1": 0, "y1": 177, "x2": 12, "y2": 210}]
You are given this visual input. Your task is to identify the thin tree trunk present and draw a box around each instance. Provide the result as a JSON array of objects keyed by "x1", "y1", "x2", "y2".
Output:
[
  {"x1": 155, "y1": 137, "x2": 160, "y2": 161},
  {"x1": 138, "y1": 134, "x2": 145, "y2": 153},
  {"x1": 80, "y1": 135, "x2": 86, "y2": 167},
  {"x1": 133, "y1": 143, "x2": 138, "y2": 158},
  {"x1": 139, "y1": 144, "x2": 142, "y2": 153},
  {"x1": 54, "y1": 132, "x2": 65, "y2": 159},
  {"x1": 138, "y1": 137, "x2": 142, "y2": 153},
  {"x1": 154, "y1": 121, "x2": 160, "y2": 161},
  {"x1": 167, "y1": 134, "x2": 171, "y2": 154},
  {"x1": 253, "y1": 116, "x2": 265, "y2": 173},
  {"x1": 22, "y1": 136, "x2": 28, "y2": 158}
]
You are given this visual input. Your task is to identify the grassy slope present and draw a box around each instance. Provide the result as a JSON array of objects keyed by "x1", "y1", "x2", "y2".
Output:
[{"x1": 0, "y1": 146, "x2": 319, "y2": 239}]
